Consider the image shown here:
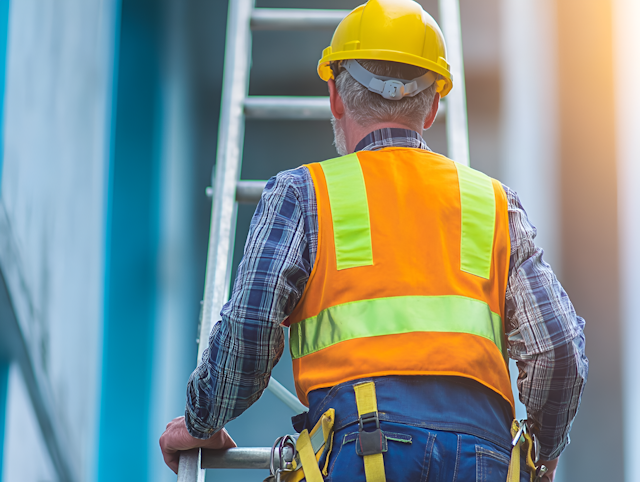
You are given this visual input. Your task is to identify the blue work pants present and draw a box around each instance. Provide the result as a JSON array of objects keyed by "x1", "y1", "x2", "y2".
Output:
[
  {"x1": 301, "y1": 376, "x2": 530, "y2": 482},
  {"x1": 323, "y1": 421, "x2": 529, "y2": 481}
]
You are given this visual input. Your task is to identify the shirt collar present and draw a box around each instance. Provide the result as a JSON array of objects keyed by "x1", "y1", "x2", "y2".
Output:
[{"x1": 354, "y1": 128, "x2": 431, "y2": 152}]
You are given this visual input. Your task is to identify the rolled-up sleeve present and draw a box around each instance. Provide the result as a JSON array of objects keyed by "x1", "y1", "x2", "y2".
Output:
[
  {"x1": 184, "y1": 167, "x2": 317, "y2": 439},
  {"x1": 504, "y1": 186, "x2": 588, "y2": 460}
]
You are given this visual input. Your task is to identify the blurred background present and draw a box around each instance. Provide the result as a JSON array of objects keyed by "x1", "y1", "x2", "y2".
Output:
[{"x1": 0, "y1": 0, "x2": 638, "y2": 480}]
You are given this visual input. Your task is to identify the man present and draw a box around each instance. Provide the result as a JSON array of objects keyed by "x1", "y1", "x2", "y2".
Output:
[{"x1": 160, "y1": 1, "x2": 588, "y2": 480}]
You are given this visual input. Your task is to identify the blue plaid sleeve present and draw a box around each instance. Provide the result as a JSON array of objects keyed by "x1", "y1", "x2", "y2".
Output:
[
  {"x1": 184, "y1": 167, "x2": 317, "y2": 438},
  {"x1": 504, "y1": 185, "x2": 589, "y2": 460}
]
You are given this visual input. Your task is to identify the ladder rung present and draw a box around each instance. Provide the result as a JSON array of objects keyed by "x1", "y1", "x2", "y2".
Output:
[
  {"x1": 245, "y1": 96, "x2": 447, "y2": 122},
  {"x1": 201, "y1": 447, "x2": 272, "y2": 470},
  {"x1": 245, "y1": 96, "x2": 331, "y2": 120},
  {"x1": 237, "y1": 180, "x2": 267, "y2": 204},
  {"x1": 251, "y1": 8, "x2": 349, "y2": 31}
]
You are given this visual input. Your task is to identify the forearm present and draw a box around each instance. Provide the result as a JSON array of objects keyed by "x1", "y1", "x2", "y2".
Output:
[
  {"x1": 183, "y1": 168, "x2": 316, "y2": 439},
  {"x1": 507, "y1": 263, "x2": 588, "y2": 458},
  {"x1": 513, "y1": 333, "x2": 588, "y2": 459},
  {"x1": 185, "y1": 318, "x2": 285, "y2": 439},
  {"x1": 504, "y1": 185, "x2": 588, "y2": 459}
]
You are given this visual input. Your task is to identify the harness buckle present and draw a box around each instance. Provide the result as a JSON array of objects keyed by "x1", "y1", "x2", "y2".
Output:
[
  {"x1": 359, "y1": 411, "x2": 380, "y2": 431},
  {"x1": 357, "y1": 411, "x2": 388, "y2": 457}
]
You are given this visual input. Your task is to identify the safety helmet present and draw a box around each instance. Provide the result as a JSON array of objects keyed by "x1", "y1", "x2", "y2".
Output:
[{"x1": 317, "y1": 0, "x2": 453, "y2": 98}]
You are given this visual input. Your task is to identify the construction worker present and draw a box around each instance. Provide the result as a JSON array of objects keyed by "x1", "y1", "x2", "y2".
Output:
[{"x1": 160, "y1": 1, "x2": 588, "y2": 480}]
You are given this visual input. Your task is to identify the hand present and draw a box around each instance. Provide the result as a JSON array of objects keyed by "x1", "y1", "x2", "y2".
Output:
[
  {"x1": 159, "y1": 416, "x2": 237, "y2": 474},
  {"x1": 537, "y1": 457, "x2": 559, "y2": 482}
]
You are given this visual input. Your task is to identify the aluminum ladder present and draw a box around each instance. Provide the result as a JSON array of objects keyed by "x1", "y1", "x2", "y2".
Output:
[{"x1": 177, "y1": 0, "x2": 469, "y2": 480}]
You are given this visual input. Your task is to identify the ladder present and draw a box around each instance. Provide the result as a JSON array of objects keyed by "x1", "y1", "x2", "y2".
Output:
[{"x1": 177, "y1": 0, "x2": 469, "y2": 480}]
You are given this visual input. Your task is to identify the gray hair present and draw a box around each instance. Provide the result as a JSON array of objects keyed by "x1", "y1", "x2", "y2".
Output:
[{"x1": 333, "y1": 59, "x2": 439, "y2": 129}]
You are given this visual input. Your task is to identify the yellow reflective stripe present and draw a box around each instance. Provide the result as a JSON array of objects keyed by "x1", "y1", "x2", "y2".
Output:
[
  {"x1": 290, "y1": 295, "x2": 504, "y2": 360},
  {"x1": 296, "y1": 430, "x2": 323, "y2": 482},
  {"x1": 320, "y1": 153, "x2": 373, "y2": 270},
  {"x1": 354, "y1": 382, "x2": 386, "y2": 482},
  {"x1": 455, "y1": 162, "x2": 496, "y2": 279}
]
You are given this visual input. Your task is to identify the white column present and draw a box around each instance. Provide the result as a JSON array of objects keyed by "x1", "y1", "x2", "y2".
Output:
[
  {"x1": 500, "y1": 1, "x2": 563, "y2": 479},
  {"x1": 614, "y1": 1, "x2": 640, "y2": 481},
  {"x1": 499, "y1": 0, "x2": 560, "y2": 270}
]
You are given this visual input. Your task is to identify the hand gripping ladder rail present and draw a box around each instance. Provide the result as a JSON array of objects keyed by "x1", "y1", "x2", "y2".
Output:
[{"x1": 177, "y1": 1, "x2": 470, "y2": 480}]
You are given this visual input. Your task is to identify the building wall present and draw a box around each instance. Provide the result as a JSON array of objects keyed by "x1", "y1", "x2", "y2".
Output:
[
  {"x1": 0, "y1": 1, "x2": 118, "y2": 480},
  {"x1": 3, "y1": 364, "x2": 54, "y2": 482}
]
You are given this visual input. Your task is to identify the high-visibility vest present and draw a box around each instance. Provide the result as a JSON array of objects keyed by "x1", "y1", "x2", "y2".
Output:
[{"x1": 287, "y1": 147, "x2": 514, "y2": 413}]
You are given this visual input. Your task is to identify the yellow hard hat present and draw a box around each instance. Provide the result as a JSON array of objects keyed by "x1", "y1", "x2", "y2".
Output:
[{"x1": 318, "y1": 0, "x2": 453, "y2": 98}]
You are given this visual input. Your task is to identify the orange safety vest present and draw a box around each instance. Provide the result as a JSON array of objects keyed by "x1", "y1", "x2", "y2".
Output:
[{"x1": 287, "y1": 147, "x2": 514, "y2": 414}]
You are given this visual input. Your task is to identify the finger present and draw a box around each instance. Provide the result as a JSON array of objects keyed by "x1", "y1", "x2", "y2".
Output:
[
  {"x1": 162, "y1": 450, "x2": 180, "y2": 474},
  {"x1": 159, "y1": 433, "x2": 177, "y2": 454},
  {"x1": 201, "y1": 428, "x2": 237, "y2": 450},
  {"x1": 220, "y1": 430, "x2": 237, "y2": 449}
]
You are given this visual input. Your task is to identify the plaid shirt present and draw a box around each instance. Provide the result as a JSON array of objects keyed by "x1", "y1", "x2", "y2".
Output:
[{"x1": 186, "y1": 128, "x2": 588, "y2": 460}]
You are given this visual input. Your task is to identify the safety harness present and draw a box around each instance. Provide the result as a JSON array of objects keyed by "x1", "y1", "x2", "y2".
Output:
[
  {"x1": 269, "y1": 409, "x2": 335, "y2": 482},
  {"x1": 509, "y1": 419, "x2": 546, "y2": 482},
  {"x1": 270, "y1": 381, "x2": 541, "y2": 482}
]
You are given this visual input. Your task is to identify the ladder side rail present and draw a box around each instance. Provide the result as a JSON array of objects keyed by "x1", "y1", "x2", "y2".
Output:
[
  {"x1": 199, "y1": 2, "x2": 254, "y2": 359},
  {"x1": 177, "y1": 450, "x2": 206, "y2": 482},
  {"x1": 438, "y1": 0, "x2": 470, "y2": 166},
  {"x1": 178, "y1": 0, "x2": 255, "y2": 479}
]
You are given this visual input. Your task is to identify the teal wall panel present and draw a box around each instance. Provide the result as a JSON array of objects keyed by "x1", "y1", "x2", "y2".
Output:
[
  {"x1": 0, "y1": 2, "x2": 11, "y2": 478},
  {"x1": 99, "y1": 0, "x2": 162, "y2": 480}
]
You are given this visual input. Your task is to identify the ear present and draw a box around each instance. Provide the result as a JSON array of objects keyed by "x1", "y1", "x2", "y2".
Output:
[
  {"x1": 328, "y1": 79, "x2": 345, "y2": 120},
  {"x1": 423, "y1": 92, "x2": 441, "y2": 130}
]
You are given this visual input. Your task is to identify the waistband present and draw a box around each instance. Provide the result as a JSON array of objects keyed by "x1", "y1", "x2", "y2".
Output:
[{"x1": 299, "y1": 376, "x2": 513, "y2": 451}]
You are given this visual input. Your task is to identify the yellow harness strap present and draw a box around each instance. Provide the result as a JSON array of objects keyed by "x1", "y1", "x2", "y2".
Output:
[
  {"x1": 296, "y1": 429, "x2": 324, "y2": 482},
  {"x1": 354, "y1": 382, "x2": 386, "y2": 482},
  {"x1": 281, "y1": 409, "x2": 335, "y2": 482},
  {"x1": 507, "y1": 420, "x2": 537, "y2": 482}
]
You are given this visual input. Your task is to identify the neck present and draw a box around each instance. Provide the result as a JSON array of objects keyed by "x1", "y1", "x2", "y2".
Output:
[{"x1": 343, "y1": 120, "x2": 420, "y2": 154}]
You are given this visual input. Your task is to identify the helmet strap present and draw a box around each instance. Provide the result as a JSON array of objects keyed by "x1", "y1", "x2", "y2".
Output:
[{"x1": 342, "y1": 59, "x2": 436, "y2": 101}]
